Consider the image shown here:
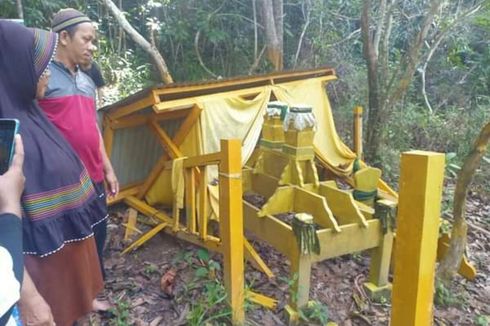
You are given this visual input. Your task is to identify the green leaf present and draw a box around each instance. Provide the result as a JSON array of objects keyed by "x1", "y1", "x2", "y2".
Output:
[
  {"x1": 445, "y1": 152, "x2": 457, "y2": 161},
  {"x1": 195, "y1": 267, "x2": 209, "y2": 278},
  {"x1": 448, "y1": 163, "x2": 461, "y2": 171},
  {"x1": 197, "y1": 248, "x2": 210, "y2": 261}
]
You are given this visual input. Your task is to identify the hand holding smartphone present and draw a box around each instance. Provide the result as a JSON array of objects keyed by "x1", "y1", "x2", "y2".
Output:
[
  {"x1": 0, "y1": 133, "x2": 25, "y2": 217},
  {"x1": 0, "y1": 119, "x2": 20, "y2": 175}
]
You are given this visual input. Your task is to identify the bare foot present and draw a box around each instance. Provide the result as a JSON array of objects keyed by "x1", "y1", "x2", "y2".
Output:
[{"x1": 92, "y1": 298, "x2": 112, "y2": 312}]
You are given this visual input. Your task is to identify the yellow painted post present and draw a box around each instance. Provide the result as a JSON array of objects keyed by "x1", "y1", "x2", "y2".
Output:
[
  {"x1": 391, "y1": 151, "x2": 445, "y2": 326},
  {"x1": 353, "y1": 106, "x2": 363, "y2": 159},
  {"x1": 219, "y1": 139, "x2": 245, "y2": 325}
]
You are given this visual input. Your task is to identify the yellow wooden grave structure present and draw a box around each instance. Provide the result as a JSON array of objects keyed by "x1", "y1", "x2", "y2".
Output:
[{"x1": 101, "y1": 67, "x2": 476, "y2": 324}]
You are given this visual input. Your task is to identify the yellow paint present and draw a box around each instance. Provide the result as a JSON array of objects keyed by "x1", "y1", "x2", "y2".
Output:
[
  {"x1": 218, "y1": 139, "x2": 245, "y2": 324},
  {"x1": 244, "y1": 239, "x2": 274, "y2": 278},
  {"x1": 391, "y1": 151, "x2": 445, "y2": 326},
  {"x1": 437, "y1": 233, "x2": 477, "y2": 280},
  {"x1": 124, "y1": 208, "x2": 139, "y2": 240},
  {"x1": 122, "y1": 222, "x2": 168, "y2": 254},
  {"x1": 319, "y1": 185, "x2": 368, "y2": 227},
  {"x1": 353, "y1": 106, "x2": 363, "y2": 159},
  {"x1": 246, "y1": 290, "x2": 278, "y2": 309}
]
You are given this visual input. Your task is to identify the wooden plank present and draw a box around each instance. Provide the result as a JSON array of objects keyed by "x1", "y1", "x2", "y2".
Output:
[
  {"x1": 124, "y1": 208, "x2": 138, "y2": 240},
  {"x1": 148, "y1": 119, "x2": 183, "y2": 159},
  {"x1": 218, "y1": 139, "x2": 245, "y2": 325},
  {"x1": 110, "y1": 114, "x2": 148, "y2": 129},
  {"x1": 391, "y1": 151, "x2": 445, "y2": 326},
  {"x1": 353, "y1": 106, "x2": 363, "y2": 159},
  {"x1": 124, "y1": 195, "x2": 172, "y2": 224},
  {"x1": 108, "y1": 95, "x2": 155, "y2": 120},
  {"x1": 171, "y1": 104, "x2": 202, "y2": 145},
  {"x1": 313, "y1": 220, "x2": 382, "y2": 261},
  {"x1": 243, "y1": 201, "x2": 294, "y2": 257},
  {"x1": 136, "y1": 155, "x2": 169, "y2": 199},
  {"x1": 153, "y1": 108, "x2": 192, "y2": 121},
  {"x1": 246, "y1": 290, "x2": 277, "y2": 310},
  {"x1": 107, "y1": 184, "x2": 141, "y2": 206},
  {"x1": 152, "y1": 69, "x2": 336, "y2": 98},
  {"x1": 153, "y1": 86, "x2": 266, "y2": 112},
  {"x1": 122, "y1": 222, "x2": 168, "y2": 254},
  {"x1": 198, "y1": 170, "x2": 208, "y2": 240},
  {"x1": 185, "y1": 168, "x2": 197, "y2": 234},
  {"x1": 244, "y1": 239, "x2": 274, "y2": 279},
  {"x1": 136, "y1": 107, "x2": 201, "y2": 199},
  {"x1": 103, "y1": 119, "x2": 114, "y2": 159},
  {"x1": 183, "y1": 152, "x2": 222, "y2": 168},
  {"x1": 319, "y1": 184, "x2": 368, "y2": 227}
]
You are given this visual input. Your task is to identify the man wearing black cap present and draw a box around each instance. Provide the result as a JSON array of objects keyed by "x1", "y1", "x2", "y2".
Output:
[{"x1": 37, "y1": 8, "x2": 117, "y2": 313}]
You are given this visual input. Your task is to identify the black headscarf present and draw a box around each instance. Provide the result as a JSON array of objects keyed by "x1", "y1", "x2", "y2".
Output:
[{"x1": 0, "y1": 20, "x2": 105, "y2": 257}]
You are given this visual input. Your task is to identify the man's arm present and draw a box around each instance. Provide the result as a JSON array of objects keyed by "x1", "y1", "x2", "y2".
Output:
[{"x1": 98, "y1": 127, "x2": 119, "y2": 197}]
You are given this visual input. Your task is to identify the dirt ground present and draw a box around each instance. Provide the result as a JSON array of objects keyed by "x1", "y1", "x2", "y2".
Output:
[{"x1": 84, "y1": 191, "x2": 490, "y2": 326}]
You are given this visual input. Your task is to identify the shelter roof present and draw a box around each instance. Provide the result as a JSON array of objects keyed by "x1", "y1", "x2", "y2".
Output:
[{"x1": 101, "y1": 67, "x2": 336, "y2": 117}]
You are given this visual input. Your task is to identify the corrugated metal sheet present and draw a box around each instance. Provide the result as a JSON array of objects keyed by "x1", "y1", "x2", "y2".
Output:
[{"x1": 109, "y1": 108, "x2": 185, "y2": 187}]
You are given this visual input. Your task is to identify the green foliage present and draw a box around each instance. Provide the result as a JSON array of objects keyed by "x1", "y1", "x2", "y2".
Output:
[
  {"x1": 109, "y1": 299, "x2": 131, "y2": 326},
  {"x1": 298, "y1": 300, "x2": 330, "y2": 325},
  {"x1": 434, "y1": 280, "x2": 466, "y2": 307},
  {"x1": 475, "y1": 315, "x2": 490, "y2": 326},
  {"x1": 174, "y1": 249, "x2": 231, "y2": 326}
]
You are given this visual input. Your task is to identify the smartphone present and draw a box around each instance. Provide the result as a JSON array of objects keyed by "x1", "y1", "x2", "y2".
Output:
[{"x1": 0, "y1": 119, "x2": 19, "y2": 175}]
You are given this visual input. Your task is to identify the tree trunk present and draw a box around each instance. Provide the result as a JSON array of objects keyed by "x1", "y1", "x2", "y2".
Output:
[
  {"x1": 16, "y1": 0, "x2": 24, "y2": 20},
  {"x1": 261, "y1": 0, "x2": 283, "y2": 70},
  {"x1": 438, "y1": 122, "x2": 490, "y2": 282},
  {"x1": 101, "y1": 0, "x2": 174, "y2": 84},
  {"x1": 361, "y1": 0, "x2": 382, "y2": 164}
]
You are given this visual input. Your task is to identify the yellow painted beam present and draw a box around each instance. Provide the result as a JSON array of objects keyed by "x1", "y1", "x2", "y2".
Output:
[
  {"x1": 243, "y1": 201, "x2": 294, "y2": 257},
  {"x1": 313, "y1": 220, "x2": 382, "y2": 262},
  {"x1": 198, "y1": 171, "x2": 208, "y2": 240},
  {"x1": 124, "y1": 195, "x2": 172, "y2": 224},
  {"x1": 148, "y1": 119, "x2": 183, "y2": 159},
  {"x1": 136, "y1": 107, "x2": 201, "y2": 199},
  {"x1": 122, "y1": 222, "x2": 168, "y2": 254},
  {"x1": 244, "y1": 239, "x2": 274, "y2": 279},
  {"x1": 107, "y1": 184, "x2": 141, "y2": 206},
  {"x1": 137, "y1": 155, "x2": 170, "y2": 199},
  {"x1": 353, "y1": 106, "x2": 363, "y2": 159},
  {"x1": 246, "y1": 290, "x2": 278, "y2": 310},
  {"x1": 218, "y1": 139, "x2": 245, "y2": 325},
  {"x1": 108, "y1": 95, "x2": 155, "y2": 120},
  {"x1": 391, "y1": 151, "x2": 445, "y2": 326},
  {"x1": 250, "y1": 172, "x2": 280, "y2": 199},
  {"x1": 109, "y1": 114, "x2": 148, "y2": 129},
  {"x1": 183, "y1": 152, "x2": 222, "y2": 168},
  {"x1": 124, "y1": 208, "x2": 138, "y2": 241},
  {"x1": 184, "y1": 168, "x2": 197, "y2": 234},
  {"x1": 151, "y1": 70, "x2": 336, "y2": 98},
  {"x1": 319, "y1": 184, "x2": 368, "y2": 227},
  {"x1": 103, "y1": 117, "x2": 114, "y2": 157}
]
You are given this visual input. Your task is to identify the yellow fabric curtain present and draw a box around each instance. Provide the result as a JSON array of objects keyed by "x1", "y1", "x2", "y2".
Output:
[{"x1": 145, "y1": 88, "x2": 271, "y2": 205}]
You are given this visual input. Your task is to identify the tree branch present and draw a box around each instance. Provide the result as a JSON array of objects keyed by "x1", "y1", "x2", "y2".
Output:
[
  {"x1": 438, "y1": 122, "x2": 490, "y2": 282},
  {"x1": 293, "y1": 0, "x2": 311, "y2": 68},
  {"x1": 101, "y1": 0, "x2": 174, "y2": 84},
  {"x1": 194, "y1": 30, "x2": 219, "y2": 79}
]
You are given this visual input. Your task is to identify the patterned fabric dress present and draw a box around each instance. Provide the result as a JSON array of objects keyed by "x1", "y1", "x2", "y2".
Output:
[{"x1": 0, "y1": 21, "x2": 105, "y2": 326}]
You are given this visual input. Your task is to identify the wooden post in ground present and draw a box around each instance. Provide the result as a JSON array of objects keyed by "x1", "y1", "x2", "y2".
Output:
[
  {"x1": 391, "y1": 151, "x2": 445, "y2": 326},
  {"x1": 353, "y1": 106, "x2": 363, "y2": 159},
  {"x1": 219, "y1": 139, "x2": 245, "y2": 325}
]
